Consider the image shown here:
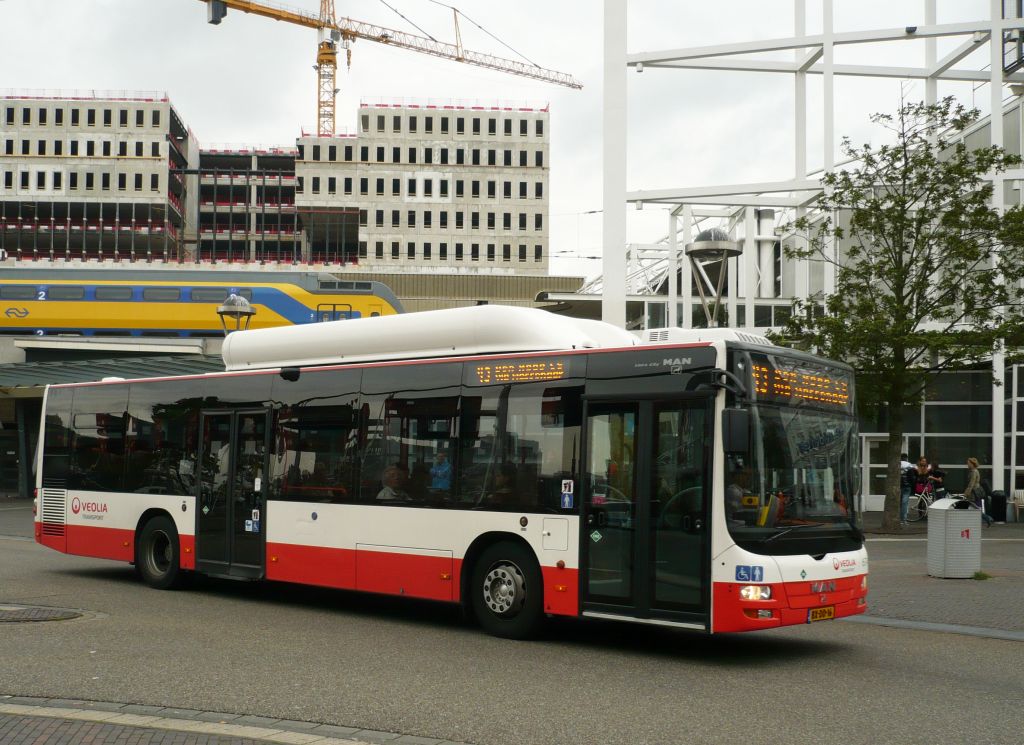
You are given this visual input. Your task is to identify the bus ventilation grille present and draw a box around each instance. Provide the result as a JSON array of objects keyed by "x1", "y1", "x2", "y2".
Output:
[
  {"x1": 736, "y1": 332, "x2": 771, "y2": 346},
  {"x1": 40, "y1": 489, "x2": 67, "y2": 536},
  {"x1": 649, "y1": 330, "x2": 670, "y2": 342}
]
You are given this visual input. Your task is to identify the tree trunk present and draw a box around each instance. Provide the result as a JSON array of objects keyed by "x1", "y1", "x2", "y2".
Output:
[{"x1": 881, "y1": 398, "x2": 906, "y2": 531}]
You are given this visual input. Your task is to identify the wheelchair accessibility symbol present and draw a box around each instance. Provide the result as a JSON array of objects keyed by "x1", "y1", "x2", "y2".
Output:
[{"x1": 735, "y1": 565, "x2": 764, "y2": 582}]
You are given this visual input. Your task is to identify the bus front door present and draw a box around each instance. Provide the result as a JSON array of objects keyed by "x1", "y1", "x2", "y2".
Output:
[
  {"x1": 196, "y1": 409, "x2": 270, "y2": 579},
  {"x1": 582, "y1": 398, "x2": 711, "y2": 628}
]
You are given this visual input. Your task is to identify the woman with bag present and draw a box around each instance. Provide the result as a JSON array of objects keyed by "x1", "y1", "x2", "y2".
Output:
[{"x1": 964, "y1": 457, "x2": 994, "y2": 526}]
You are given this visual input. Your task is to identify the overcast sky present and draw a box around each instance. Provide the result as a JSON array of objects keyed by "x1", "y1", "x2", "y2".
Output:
[{"x1": 0, "y1": 0, "x2": 997, "y2": 278}]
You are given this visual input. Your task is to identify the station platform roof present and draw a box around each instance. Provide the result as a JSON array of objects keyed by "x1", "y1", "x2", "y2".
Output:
[{"x1": 0, "y1": 354, "x2": 224, "y2": 394}]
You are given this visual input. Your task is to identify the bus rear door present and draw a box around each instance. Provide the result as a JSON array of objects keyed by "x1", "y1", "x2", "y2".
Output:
[
  {"x1": 196, "y1": 409, "x2": 270, "y2": 579},
  {"x1": 581, "y1": 397, "x2": 712, "y2": 629}
]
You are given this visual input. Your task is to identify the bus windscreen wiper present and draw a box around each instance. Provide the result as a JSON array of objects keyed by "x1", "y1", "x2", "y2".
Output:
[{"x1": 762, "y1": 522, "x2": 827, "y2": 543}]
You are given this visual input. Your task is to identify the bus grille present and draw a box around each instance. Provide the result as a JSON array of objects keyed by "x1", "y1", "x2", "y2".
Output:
[{"x1": 40, "y1": 489, "x2": 67, "y2": 536}]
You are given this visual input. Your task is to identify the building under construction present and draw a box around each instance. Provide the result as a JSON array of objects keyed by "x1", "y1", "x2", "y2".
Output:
[{"x1": 2, "y1": 92, "x2": 554, "y2": 276}]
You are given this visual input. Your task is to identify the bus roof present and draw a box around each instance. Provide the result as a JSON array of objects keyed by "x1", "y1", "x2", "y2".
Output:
[{"x1": 221, "y1": 305, "x2": 639, "y2": 371}]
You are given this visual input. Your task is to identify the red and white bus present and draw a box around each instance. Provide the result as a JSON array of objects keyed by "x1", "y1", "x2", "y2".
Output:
[{"x1": 35, "y1": 305, "x2": 867, "y2": 637}]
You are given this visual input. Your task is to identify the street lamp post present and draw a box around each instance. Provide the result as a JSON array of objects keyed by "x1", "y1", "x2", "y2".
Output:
[
  {"x1": 217, "y1": 293, "x2": 256, "y2": 335},
  {"x1": 685, "y1": 228, "x2": 741, "y2": 328}
]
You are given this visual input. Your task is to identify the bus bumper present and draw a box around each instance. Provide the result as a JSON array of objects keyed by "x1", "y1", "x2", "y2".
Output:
[{"x1": 711, "y1": 573, "x2": 868, "y2": 632}]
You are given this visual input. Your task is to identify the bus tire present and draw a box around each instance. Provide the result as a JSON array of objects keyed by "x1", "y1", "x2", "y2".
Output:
[
  {"x1": 136, "y1": 515, "x2": 182, "y2": 590},
  {"x1": 470, "y1": 541, "x2": 543, "y2": 639}
]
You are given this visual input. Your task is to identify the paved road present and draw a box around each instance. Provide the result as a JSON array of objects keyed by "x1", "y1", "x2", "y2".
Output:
[{"x1": 2, "y1": 501, "x2": 1022, "y2": 745}]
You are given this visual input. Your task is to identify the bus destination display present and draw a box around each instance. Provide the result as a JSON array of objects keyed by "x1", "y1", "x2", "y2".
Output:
[
  {"x1": 750, "y1": 356, "x2": 851, "y2": 410},
  {"x1": 474, "y1": 360, "x2": 566, "y2": 385}
]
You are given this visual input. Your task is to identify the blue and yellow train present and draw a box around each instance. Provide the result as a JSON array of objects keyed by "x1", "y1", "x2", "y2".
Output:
[{"x1": 0, "y1": 269, "x2": 403, "y2": 337}]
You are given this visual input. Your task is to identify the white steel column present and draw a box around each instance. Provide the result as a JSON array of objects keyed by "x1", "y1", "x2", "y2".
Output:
[
  {"x1": 602, "y1": 0, "x2": 628, "y2": 328},
  {"x1": 991, "y1": 0, "x2": 1007, "y2": 491},
  {"x1": 925, "y1": 0, "x2": 937, "y2": 105},
  {"x1": 794, "y1": 0, "x2": 810, "y2": 301},
  {"x1": 744, "y1": 207, "x2": 756, "y2": 327},
  {"x1": 668, "y1": 209, "x2": 678, "y2": 328},
  {"x1": 822, "y1": 0, "x2": 837, "y2": 296},
  {"x1": 681, "y1": 204, "x2": 693, "y2": 327},
  {"x1": 758, "y1": 209, "x2": 776, "y2": 297}
]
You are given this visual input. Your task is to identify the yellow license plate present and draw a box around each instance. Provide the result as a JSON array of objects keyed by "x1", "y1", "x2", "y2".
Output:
[{"x1": 808, "y1": 606, "x2": 835, "y2": 623}]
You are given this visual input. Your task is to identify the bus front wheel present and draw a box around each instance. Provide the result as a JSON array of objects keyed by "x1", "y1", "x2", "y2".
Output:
[
  {"x1": 470, "y1": 541, "x2": 543, "y2": 639},
  {"x1": 136, "y1": 515, "x2": 182, "y2": 590}
]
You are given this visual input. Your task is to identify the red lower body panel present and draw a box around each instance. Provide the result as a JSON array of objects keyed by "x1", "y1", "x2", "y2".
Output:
[
  {"x1": 38, "y1": 522, "x2": 197, "y2": 570},
  {"x1": 712, "y1": 575, "x2": 868, "y2": 632},
  {"x1": 265, "y1": 542, "x2": 357, "y2": 590},
  {"x1": 541, "y1": 565, "x2": 579, "y2": 616},
  {"x1": 42, "y1": 524, "x2": 579, "y2": 615},
  {"x1": 66, "y1": 524, "x2": 134, "y2": 563}
]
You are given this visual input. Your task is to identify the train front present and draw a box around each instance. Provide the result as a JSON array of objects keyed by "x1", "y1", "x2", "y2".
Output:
[{"x1": 712, "y1": 345, "x2": 868, "y2": 632}]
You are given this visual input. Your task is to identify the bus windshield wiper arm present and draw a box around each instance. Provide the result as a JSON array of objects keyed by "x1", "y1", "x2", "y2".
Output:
[{"x1": 762, "y1": 522, "x2": 827, "y2": 543}]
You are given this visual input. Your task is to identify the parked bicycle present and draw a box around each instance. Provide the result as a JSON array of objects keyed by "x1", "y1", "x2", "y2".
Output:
[{"x1": 906, "y1": 483, "x2": 935, "y2": 522}]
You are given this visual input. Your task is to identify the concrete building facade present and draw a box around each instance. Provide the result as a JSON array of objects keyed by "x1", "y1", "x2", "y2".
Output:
[
  {"x1": 0, "y1": 91, "x2": 197, "y2": 260},
  {"x1": 1, "y1": 94, "x2": 551, "y2": 276},
  {"x1": 296, "y1": 101, "x2": 550, "y2": 271}
]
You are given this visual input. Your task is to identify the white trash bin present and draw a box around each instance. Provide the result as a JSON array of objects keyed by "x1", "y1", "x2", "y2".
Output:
[{"x1": 926, "y1": 497, "x2": 982, "y2": 578}]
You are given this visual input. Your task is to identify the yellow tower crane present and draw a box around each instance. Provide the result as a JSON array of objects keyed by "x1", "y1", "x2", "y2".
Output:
[{"x1": 200, "y1": 0, "x2": 582, "y2": 136}]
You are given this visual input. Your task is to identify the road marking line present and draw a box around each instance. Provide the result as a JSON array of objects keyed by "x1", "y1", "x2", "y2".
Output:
[{"x1": 843, "y1": 615, "x2": 1024, "y2": 642}]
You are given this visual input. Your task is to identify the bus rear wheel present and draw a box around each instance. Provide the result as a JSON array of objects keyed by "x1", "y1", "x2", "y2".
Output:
[
  {"x1": 136, "y1": 515, "x2": 182, "y2": 590},
  {"x1": 470, "y1": 541, "x2": 543, "y2": 639}
]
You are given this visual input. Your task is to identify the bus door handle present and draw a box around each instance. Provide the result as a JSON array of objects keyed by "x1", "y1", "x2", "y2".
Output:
[{"x1": 681, "y1": 516, "x2": 703, "y2": 532}]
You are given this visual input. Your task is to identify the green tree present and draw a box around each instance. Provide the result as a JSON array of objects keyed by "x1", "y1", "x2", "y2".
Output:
[{"x1": 777, "y1": 97, "x2": 1024, "y2": 530}]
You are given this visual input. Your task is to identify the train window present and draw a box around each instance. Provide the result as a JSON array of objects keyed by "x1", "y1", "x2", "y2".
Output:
[
  {"x1": 95, "y1": 286, "x2": 133, "y2": 301},
  {"x1": 48, "y1": 286, "x2": 85, "y2": 300},
  {"x1": 189, "y1": 288, "x2": 251, "y2": 302},
  {"x1": 142, "y1": 288, "x2": 181, "y2": 302},
  {"x1": 0, "y1": 286, "x2": 36, "y2": 300},
  {"x1": 190, "y1": 288, "x2": 228, "y2": 303}
]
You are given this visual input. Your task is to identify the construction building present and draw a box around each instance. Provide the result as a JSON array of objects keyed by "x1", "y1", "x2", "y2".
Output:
[
  {"x1": 295, "y1": 101, "x2": 550, "y2": 271},
  {"x1": 2, "y1": 93, "x2": 551, "y2": 275},
  {"x1": 0, "y1": 91, "x2": 197, "y2": 261}
]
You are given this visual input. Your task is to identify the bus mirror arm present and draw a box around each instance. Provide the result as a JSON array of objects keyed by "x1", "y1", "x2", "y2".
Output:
[{"x1": 692, "y1": 368, "x2": 748, "y2": 399}]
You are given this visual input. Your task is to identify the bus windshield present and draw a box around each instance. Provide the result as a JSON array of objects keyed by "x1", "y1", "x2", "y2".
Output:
[{"x1": 725, "y1": 404, "x2": 861, "y2": 553}]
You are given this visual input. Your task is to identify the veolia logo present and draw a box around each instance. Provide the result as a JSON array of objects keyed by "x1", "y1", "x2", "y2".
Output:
[{"x1": 71, "y1": 497, "x2": 108, "y2": 515}]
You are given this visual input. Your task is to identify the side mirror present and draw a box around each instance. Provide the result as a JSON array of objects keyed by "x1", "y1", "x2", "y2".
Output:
[{"x1": 722, "y1": 408, "x2": 750, "y2": 455}]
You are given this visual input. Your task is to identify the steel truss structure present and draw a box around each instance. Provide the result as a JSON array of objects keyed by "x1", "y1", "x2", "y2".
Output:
[{"x1": 600, "y1": 0, "x2": 1024, "y2": 491}]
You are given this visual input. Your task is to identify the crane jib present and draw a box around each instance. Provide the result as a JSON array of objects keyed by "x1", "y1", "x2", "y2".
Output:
[{"x1": 200, "y1": 0, "x2": 582, "y2": 91}]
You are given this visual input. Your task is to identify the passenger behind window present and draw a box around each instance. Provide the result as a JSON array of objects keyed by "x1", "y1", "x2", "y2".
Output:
[
  {"x1": 377, "y1": 464, "x2": 410, "y2": 502},
  {"x1": 430, "y1": 450, "x2": 452, "y2": 493},
  {"x1": 485, "y1": 462, "x2": 518, "y2": 507}
]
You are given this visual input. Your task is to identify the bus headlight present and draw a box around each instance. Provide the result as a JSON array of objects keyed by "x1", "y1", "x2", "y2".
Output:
[{"x1": 739, "y1": 585, "x2": 772, "y2": 601}]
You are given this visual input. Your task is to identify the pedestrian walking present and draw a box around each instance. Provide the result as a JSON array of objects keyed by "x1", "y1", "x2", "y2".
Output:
[{"x1": 964, "y1": 457, "x2": 994, "y2": 526}]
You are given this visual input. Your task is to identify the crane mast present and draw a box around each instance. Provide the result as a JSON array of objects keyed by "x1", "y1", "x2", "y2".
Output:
[
  {"x1": 317, "y1": 0, "x2": 338, "y2": 137},
  {"x1": 199, "y1": 0, "x2": 582, "y2": 136}
]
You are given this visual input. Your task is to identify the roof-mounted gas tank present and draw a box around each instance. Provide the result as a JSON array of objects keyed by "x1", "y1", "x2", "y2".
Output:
[{"x1": 221, "y1": 304, "x2": 638, "y2": 371}]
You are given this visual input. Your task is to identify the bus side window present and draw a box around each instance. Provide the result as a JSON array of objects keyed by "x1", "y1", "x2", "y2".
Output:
[{"x1": 270, "y1": 369, "x2": 362, "y2": 505}]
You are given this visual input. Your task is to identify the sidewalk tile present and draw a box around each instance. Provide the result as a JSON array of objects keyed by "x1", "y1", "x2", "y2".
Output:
[
  {"x1": 354, "y1": 729, "x2": 402, "y2": 742},
  {"x1": 156, "y1": 706, "x2": 204, "y2": 719},
  {"x1": 311, "y1": 723, "x2": 361, "y2": 737},
  {"x1": 232, "y1": 714, "x2": 284, "y2": 727},
  {"x1": 193, "y1": 710, "x2": 242, "y2": 722}
]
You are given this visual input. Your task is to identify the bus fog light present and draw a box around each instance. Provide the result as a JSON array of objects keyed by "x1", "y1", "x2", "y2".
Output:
[
  {"x1": 757, "y1": 609, "x2": 773, "y2": 619},
  {"x1": 739, "y1": 585, "x2": 771, "y2": 601}
]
